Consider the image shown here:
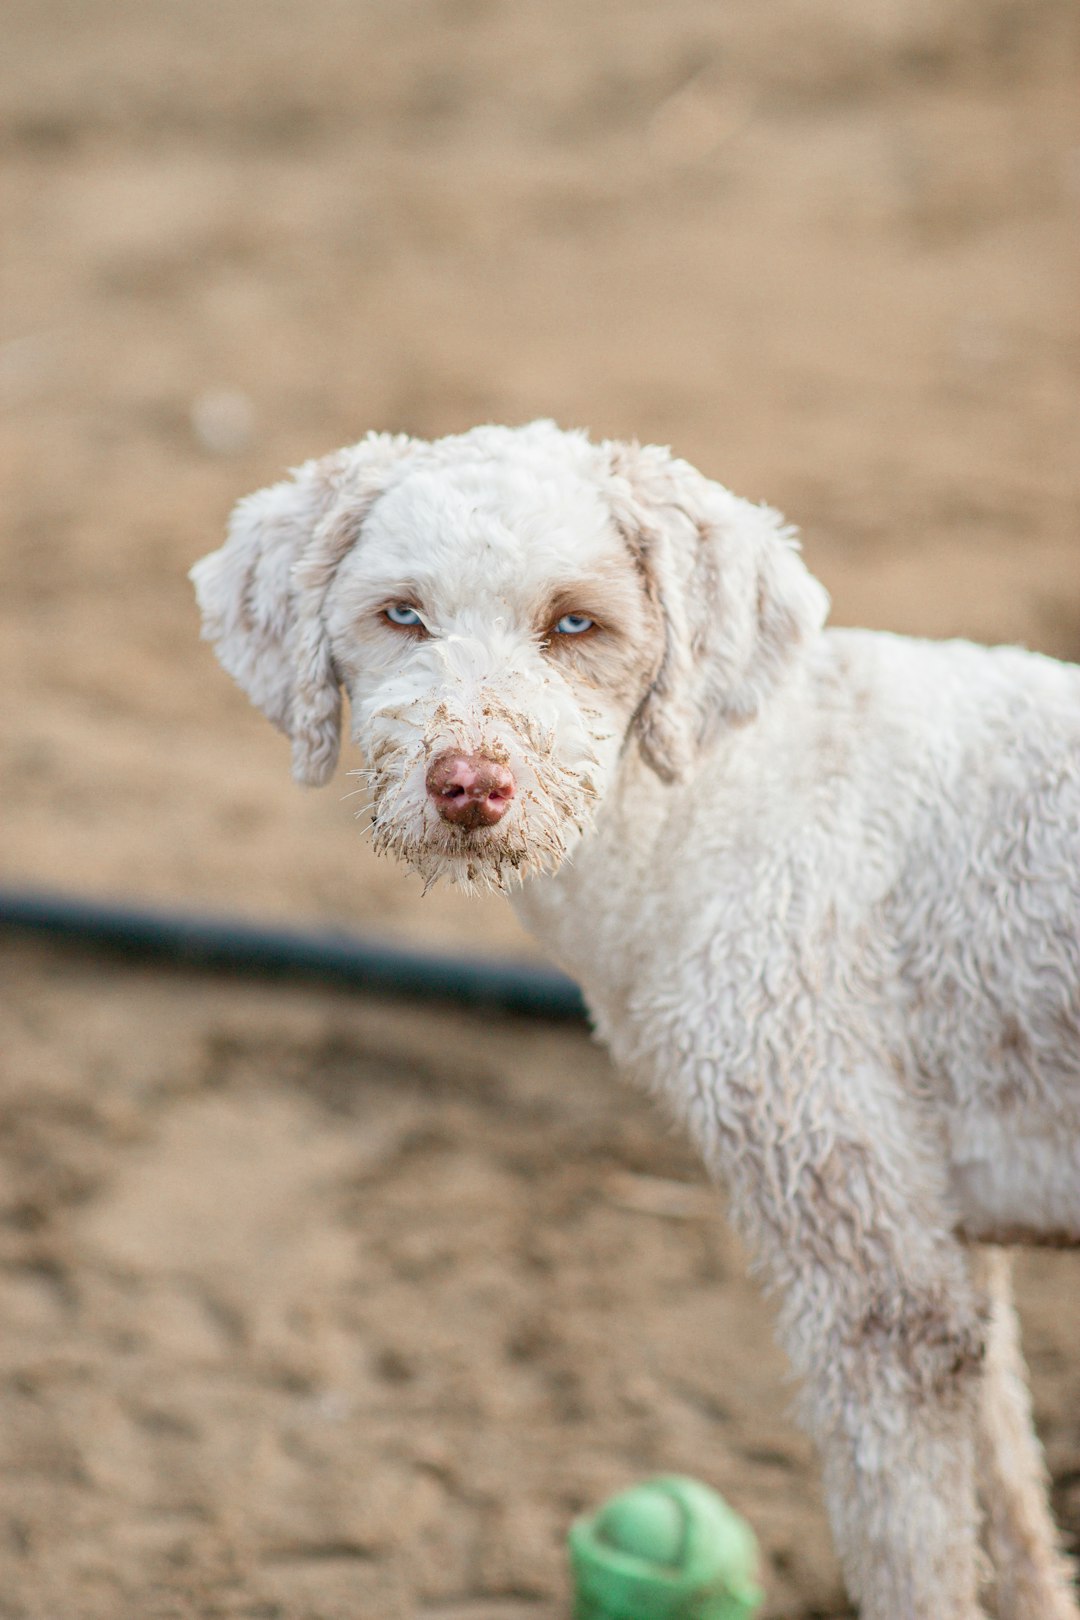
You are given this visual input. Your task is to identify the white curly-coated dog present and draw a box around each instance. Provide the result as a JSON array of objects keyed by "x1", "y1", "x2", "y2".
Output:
[{"x1": 192, "y1": 420, "x2": 1080, "y2": 1620}]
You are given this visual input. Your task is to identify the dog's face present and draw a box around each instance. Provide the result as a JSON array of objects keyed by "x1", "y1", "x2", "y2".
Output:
[
  {"x1": 192, "y1": 422, "x2": 828, "y2": 891},
  {"x1": 324, "y1": 448, "x2": 663, "y2": 888}
]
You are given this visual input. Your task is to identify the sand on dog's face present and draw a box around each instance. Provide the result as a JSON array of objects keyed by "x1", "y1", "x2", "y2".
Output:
[{"x1": 331, "y1": 442, "x2": 659, "y2": 892}]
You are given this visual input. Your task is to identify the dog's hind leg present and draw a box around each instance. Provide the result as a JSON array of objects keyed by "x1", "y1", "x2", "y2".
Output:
[{"x1": 972, "y1": 1247, "x2": 1078, "y2": 1620}]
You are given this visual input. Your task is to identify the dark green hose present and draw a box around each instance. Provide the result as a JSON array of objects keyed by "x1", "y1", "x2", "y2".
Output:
[{"x1": 0, "y1": 886, "x2": 587, "y2": 1022}]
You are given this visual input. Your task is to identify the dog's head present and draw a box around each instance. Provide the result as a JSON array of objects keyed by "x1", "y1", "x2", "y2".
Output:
[{"x1": 191, "y1": 421, "x2": 828, "y2": 890}]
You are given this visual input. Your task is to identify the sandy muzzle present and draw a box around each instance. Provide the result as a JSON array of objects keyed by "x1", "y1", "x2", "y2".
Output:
[{"x1": 353, "y1": 662, "x2": 610, "y2": 892}]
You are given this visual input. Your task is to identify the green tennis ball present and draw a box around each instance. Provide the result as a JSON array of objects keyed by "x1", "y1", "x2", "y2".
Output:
[{"x1": 568, "y1": 1476, "x2": 763, "y2": 1620}]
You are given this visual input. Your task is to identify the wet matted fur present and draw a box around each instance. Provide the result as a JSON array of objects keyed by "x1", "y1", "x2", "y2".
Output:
[{"x1": 193, "y1": 420, "x2": 1080, "y2": 1619}]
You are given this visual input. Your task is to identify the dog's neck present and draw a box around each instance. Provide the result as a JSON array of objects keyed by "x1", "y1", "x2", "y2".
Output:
[
  {"x1": 509, "y1": 716, "x2": 760, "y2": 1026},
  {"x1": 508, "y1": 633, "x2": 837, "y2": 1034}
]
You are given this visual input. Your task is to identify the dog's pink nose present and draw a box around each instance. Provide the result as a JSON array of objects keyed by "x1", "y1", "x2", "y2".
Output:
[{"x1": 426, "y1": 750, "x2": 516, "y2": 829}]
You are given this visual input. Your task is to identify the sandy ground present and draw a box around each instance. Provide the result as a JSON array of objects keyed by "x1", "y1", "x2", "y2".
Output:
[{"x1": 1, "y1": 1, "x2": 1079, "y2": 1615}]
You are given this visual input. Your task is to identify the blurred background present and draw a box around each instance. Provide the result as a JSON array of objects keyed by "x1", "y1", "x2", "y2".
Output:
[{"x1": 1, "y1": 2, "x2": 1078, "y2": 1616}]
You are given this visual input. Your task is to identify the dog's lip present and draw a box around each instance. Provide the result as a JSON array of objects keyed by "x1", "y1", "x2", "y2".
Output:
[
  {"x1": 444, "y1": 815, "x2": 506, "y2": 839},
  {"x1": 398, "y1": 804, "x2": 510, "y2": 841}
]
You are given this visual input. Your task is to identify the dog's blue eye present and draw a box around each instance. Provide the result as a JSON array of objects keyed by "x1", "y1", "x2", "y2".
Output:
[
  {"x1": 384, "y1": 603, "x2": 422, "y2": 627},
  {"x1": 555, "y1": 613, "x2": 594, "y2": 635}
]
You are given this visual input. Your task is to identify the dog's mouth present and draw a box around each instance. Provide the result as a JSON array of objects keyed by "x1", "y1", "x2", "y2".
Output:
[
  {"x1": 370, "y1": 796, "x2": 537, "y2": 893},
  {"x1": 439, "y1": 811, "x2": 508, "y2": 837}
]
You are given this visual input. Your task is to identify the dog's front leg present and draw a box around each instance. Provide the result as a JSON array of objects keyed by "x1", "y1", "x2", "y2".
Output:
[
  {"x1": 700, "y1": 1065, "x2": 991, "y2": 1619},
  {"x1": 802, "y1": 1297, "x2": 987, "y2": 1620},
  {"x1": 781, "y1": 1213, "x2": 989, "y2": 1617}
]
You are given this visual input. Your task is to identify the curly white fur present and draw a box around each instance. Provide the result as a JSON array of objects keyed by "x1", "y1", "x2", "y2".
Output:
[{"x1": 192, "y1": 420, "x2": 1080, "y2": 1620}]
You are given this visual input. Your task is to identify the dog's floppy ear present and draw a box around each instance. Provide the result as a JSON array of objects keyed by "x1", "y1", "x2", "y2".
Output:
[
  {"x1": 190, "y1": 433, "x2": 417, "y2": 785},
  {"x1": 603, "y1": 440, "x2": 829, "y2": 783}
]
